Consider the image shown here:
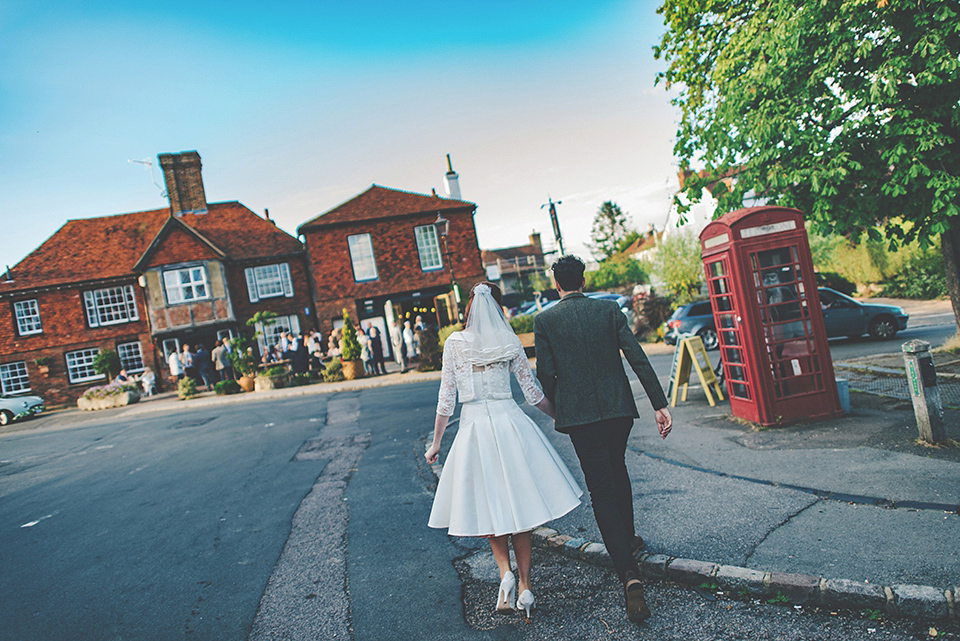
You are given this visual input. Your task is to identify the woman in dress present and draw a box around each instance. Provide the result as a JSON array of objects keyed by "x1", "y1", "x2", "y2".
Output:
[{"x1": 426, "y1": 282, "x2": 582, "y2": 618}]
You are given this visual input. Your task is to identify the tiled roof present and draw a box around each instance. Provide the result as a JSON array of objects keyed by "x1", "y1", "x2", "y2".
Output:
[
  {"x1": 619, "y1": 231, "x2": 664, "y2": 257},
  {"x1": 298, "y1": 185, "x2": 475, "y2": 232},
  {"x1": 0, "y1": 202, "x2": 302, "y2": 292}
]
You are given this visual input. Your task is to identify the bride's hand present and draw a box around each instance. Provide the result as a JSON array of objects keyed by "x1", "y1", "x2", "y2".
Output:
[{"x1": 425, "y1": 443, "x2": 441, "y2": 464}]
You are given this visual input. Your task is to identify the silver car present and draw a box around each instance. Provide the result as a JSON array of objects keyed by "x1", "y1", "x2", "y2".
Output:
[{"x1": 0, "y1": 393, "x2": 45, "y2": 426}]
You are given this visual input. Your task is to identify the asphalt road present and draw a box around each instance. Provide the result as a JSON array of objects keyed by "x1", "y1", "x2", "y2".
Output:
[{"x1": 1, "y1": 318, "x2": 957, "y2": 640}]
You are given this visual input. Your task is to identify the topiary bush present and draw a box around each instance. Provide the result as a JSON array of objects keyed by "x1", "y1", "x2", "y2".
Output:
[
  {"x1": 340, "y1": 309, "x2": 362, "y2": 361},
  {"x1": 214, "y1": 380, "x2": 242, "y2": 395},
  {"x1": 178, "y1": 377, "x2": 197, "y2": 400},
  {"x1": 322, "y1": 359, "x2": 344, "y2": 383}
]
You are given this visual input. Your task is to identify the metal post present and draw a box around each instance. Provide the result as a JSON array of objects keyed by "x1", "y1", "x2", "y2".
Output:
[{"x1": 901, "y1": 339, "x2": 945, "y2": 444}]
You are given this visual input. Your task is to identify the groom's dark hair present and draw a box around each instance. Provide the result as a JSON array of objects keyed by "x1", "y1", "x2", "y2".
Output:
[{"x1": 552, "y1": 255, "x2": 585, "y2": 291}]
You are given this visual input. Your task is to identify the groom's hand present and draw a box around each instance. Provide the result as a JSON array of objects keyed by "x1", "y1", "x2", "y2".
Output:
[{"x1": 655, "y1": 407, "x2": 672, "y2": 439}]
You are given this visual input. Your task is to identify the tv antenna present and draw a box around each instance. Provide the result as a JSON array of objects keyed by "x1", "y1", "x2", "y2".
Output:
[{"x1": 127, "y1": 158, "x2": 166, "y2": 198}]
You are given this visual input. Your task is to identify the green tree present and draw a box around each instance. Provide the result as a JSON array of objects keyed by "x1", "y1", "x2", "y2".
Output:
[
  {"x1": 589, "y1": 201, "x2": 633, "y2": 261},
  {"x1": 651, "y1": 230, "x2": 704, "y2": 304},
  {"x1": 584, "y1": 256, "x2": 648, "y2": 290},
  {"x1": 655, "y1": 0, "x2": 960, "y2": 322},
  {"x1": 92, "y1": 349, "x2": 120, "y2": 380},
  {"x1": 340, "y1": 309, "x2": 362, "y2": 361}
]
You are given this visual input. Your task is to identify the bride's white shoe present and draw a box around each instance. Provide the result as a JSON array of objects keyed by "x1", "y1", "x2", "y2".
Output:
[
  {"x1": 516, "y1": 589, "x2": 535, "y2": 618},
  {"x1": 497, "y1": 571, "x2": 516, "y2": 612}
]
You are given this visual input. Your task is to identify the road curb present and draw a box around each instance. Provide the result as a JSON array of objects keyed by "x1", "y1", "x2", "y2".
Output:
[
  {"x1": 429, "y1": 447, "x2": 954, "y2": 622},
  {"x1": 525, "y1": 525, "x2": 953, "y2": 622}
]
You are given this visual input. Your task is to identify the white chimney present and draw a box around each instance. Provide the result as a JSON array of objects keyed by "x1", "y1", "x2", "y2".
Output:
[{"x1": 443, "y1": 154, "x2": 461, "y2": 200}]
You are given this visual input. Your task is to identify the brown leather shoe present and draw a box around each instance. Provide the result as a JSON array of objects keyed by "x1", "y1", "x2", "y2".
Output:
[{"x1": 625, "y1": 581, "x2": 651, "y2": 623}]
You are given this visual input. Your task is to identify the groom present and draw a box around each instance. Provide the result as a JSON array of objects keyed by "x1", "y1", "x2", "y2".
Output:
[{"x1": 534, "y1": 255, "x2": 672, "y2": 623}]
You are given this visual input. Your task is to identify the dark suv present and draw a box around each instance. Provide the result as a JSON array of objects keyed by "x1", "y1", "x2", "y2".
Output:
[{"x1": 663, "y1": 300, "x2": 718, "y2": 350}]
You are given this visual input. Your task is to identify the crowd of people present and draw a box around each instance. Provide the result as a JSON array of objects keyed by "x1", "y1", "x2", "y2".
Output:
[{"x1": 157, "y1": 313, "x2": 432, "y2": 391}]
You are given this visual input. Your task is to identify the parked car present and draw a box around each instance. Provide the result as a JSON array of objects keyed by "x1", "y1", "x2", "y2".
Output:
[
  {"x1": 663, "y1": 300, "x2": 718, "y2": 349},
  {"x1": 818, "y1": 287, "x2": 908, "y2": 340},
  {"x1": 0, "y1": 393, "x2": 45, "y2": 426},
  {"x1": 663, "y1": 288, "x2": 909, "y2": 350}
]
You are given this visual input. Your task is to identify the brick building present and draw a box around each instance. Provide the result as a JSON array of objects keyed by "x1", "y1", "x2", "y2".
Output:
[
  {"x1": 481, "y1": 231, "x2": 551, "y2": 305},
  {"x1": 298, "y1": 184, "x2": 485, "y2": 356},
  {"x1": 0, "y1": 151, "x2": 313, "y2": 405}
]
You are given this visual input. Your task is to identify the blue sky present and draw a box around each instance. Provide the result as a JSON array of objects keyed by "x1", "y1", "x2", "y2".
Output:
[{"x1": 0, "y1": 0, "x2": 681, "y2": 270}]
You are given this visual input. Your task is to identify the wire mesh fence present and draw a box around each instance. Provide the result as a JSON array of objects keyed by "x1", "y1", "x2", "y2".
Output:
[{"x1": 834, "y1": 365, "x2": 960, "y2": 410}]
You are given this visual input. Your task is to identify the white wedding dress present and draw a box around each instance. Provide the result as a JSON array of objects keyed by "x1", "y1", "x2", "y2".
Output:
[{"x1": 428, "y1": 332, "x2": 583, "y2": 537}]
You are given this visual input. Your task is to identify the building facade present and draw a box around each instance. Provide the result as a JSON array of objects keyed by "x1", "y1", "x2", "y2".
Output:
[
  {"x1": 298, "y1": 184, "x2": 485, "y2": 355},
  {"x1": 0, "y1": 151, "x2": 313, "y2": 404},
  {"x1": 481, "y1": 231, "x2": 551, "y2": 306}
]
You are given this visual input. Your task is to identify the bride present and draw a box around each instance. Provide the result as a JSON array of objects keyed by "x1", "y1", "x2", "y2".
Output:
[{"x1": 426, "y1": 282, "x2": 583, "y2": 618}]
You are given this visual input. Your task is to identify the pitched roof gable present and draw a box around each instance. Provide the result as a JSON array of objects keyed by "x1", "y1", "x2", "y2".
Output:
[
  {"x1": 298, "y1": 184, "x2": 475, "y2": 232},
  {"x1": 0, "y1": 202, "x2": 303, "y2": 292}
]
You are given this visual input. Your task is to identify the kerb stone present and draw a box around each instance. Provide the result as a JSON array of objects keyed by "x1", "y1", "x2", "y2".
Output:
[
  {"x1": 580, "y1": 543, "x2": 612, "y2": 568},
  {"x1": 641, "y1": 554, "x2": 671, "y2": 579},
  {"x1": 666, "y1": 558, "x2": 718, "y2": 585},
  {"x1": 891, "y1": 584, "x2": 948, "y2": 620},
  {"x1": 823, "y1": 579, "x2": 887, "y2": 611},
  {"x1": 563, "y1": 537, "x2": 589, "y2": 558},
  {"x1": 768, "y1": 572, "x2": 821, "y2": 604},
  {"x1": 715, "y1": 565, "x2": 766, "y2": 596}
]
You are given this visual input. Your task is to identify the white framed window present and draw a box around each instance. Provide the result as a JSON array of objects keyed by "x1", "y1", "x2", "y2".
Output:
[
  {"x1": 161, "y1": 338, "x2": 181, "y2": 363},
  {"x1": 117, "y1": 341, "x2": 145, "y2": 374},
  {"x1": 244, "y1": 263, "x2": 294, "y2": 302},
  {"x1": 13, "y1": 299, "x2": 42, "y2": 335},
  {"x1": 65, "y1": 348, "x2": 104, "y2": 384},
  {"x1": 414, "y1": 224, "x2": 443, "y2": 271},
  {"x1": 0, "y1": 361, "x2": 30, "y2": 394},
  {"x1": 257, "y1": 314, "x2": 301, "y2": 354},
  {"x1": 347, "y1": 234, "x2": 378, "y2": 282},
  {"x1": 83, "y1": 285, "x2": 139, "y2": 328},
  {"x1": 163, "y1": 265, "x2": 209, "y2": 304}
]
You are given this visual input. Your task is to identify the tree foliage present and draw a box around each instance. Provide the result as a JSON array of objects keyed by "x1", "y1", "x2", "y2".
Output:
[
  {"x1": 651, "y1": 230, "x2": 704, "y2": 304},
  {"x1": 655, "y1": 0, "x2": 960, "y2": 316},
  {"x1": 584, "y1": 256, "x2": 648, "y2": 290},
  {"x1": 589, "y1": 201, "x2": 633, "y2": 260}
]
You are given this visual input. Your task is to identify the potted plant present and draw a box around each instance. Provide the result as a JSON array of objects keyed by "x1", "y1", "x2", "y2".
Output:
[
  {"x1": 339, "y1": 308, "x2": 364, "y2": 380},
  {"x1": 33, "y1": 356, "x2": 53, "y2": 376},
  {"x1": 228, "y1": 336, "x2": 257, "y2": 392}
]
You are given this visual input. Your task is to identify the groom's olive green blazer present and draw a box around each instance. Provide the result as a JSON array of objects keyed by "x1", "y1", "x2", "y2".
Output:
[{"x1": 534, "y1": 293, "x2": 667, "y2": 432}]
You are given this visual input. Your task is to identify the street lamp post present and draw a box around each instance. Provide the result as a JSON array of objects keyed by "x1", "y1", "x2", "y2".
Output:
[{"x1": 434, "y1": 213, "x2": 462, "y2": 320}]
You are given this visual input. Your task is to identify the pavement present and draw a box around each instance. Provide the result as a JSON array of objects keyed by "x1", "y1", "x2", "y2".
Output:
[{"x1": 5, "y1": 298, "x2": 958, "y2": 622}]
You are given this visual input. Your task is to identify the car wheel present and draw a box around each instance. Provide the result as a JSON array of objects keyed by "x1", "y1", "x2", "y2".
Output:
[
  {"x1": 868, "y1": 316, "x2": 897, "y2": 340},
  {"x1": 698, "y1": 328, "x2": 719, "y2": 350},
  {"x1": 0, "y1": 410, "x2": 12, "y2": 427}
]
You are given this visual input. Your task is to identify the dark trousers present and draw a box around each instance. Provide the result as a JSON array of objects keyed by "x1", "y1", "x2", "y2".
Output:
[{"x1": 568, "y1": 416, "x2": 639, "y2": 584}]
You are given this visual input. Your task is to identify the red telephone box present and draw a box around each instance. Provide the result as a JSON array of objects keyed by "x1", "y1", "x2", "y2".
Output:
[{"x1": 699, "y1": 206, "x2": 842, "y2": 426}]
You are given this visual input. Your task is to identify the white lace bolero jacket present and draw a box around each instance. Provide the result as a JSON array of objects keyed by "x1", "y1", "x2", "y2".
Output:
[{"x1": 436, "y1": 332, "x2": 545, "y2": 416}]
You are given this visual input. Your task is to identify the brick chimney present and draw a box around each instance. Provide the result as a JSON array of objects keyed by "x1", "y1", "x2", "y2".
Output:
[
  {"x1": 158, "y1": 151, "x2": 208, "y2": 216},
  {"x1": 529, "y1": 231, "x2": 542, "y2": 253}
]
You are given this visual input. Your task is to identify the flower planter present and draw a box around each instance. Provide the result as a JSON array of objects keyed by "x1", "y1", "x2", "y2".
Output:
[
  {"x1": 77, "y1": 390, "x2": 140, "y2": 411},
  {"x1": 341, "y1": 359, "x2": 364, "y2": 380},
  {"x1": 255, "y1": 374, "x2": 288, "y2": 391}
]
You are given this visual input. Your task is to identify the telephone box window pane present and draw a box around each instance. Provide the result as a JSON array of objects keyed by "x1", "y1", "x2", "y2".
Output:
[
  {"x1": 731, "y1": 382, "x2": 749, "y2": 399},
  {"x1": 728, "y1": 365, "x2": 746, "y2": 381},
  {"x1": 721, "y1": 331, "x2": 739, "y2": 346},
  {"x1": 724, "y1": 349, "x2": 743, "y2": 364},
  {"x1": 711, "y1": 278, "x2": 729, "y2": 296},
  {"x1": 715, "y1": 297, "x2": 732, "y2": 312},
  {"x1": 708, "y1": 261, "x2": 725, "y2": 277},
  {"x1": 757, "y1": 248, "x2": 793, "y2": 268},
  {"x1": 718, "y1": 314, "x2": 735, "y2": 329}
]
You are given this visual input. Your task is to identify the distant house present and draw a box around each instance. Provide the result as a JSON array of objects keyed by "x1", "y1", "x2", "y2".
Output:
[
  {"x1": 481, "y1": 231, "x2": 550, "y2": 304},
  {"x1": 619, "y1": 226, "x2": 665, "y2": 261},
  {"x1": 297, "y1": 184, "x2": 485, "y2": 355},
  {"x1": 0, "y1": 151, "x2": 313, "y2": 404}
]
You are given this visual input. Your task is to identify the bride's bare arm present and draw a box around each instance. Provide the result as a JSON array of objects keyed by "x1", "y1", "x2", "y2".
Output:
[{"x1": 425, "y1": 413, "x2": 449, "y2": 464}]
